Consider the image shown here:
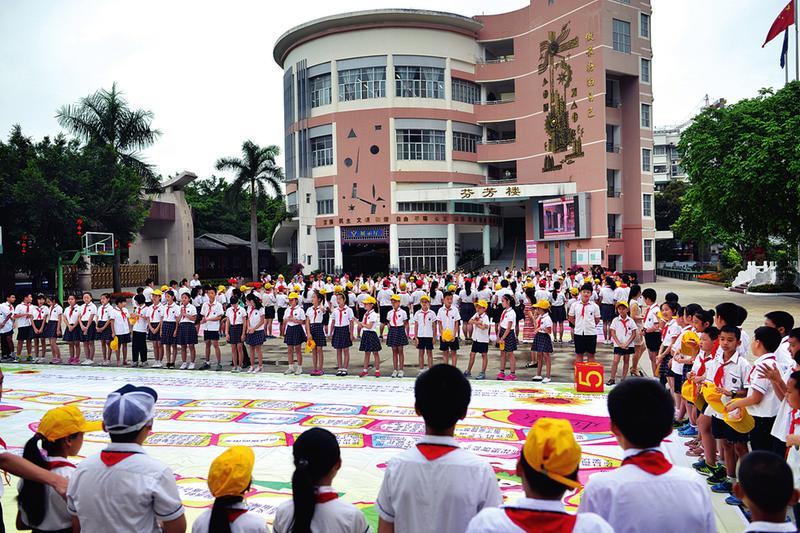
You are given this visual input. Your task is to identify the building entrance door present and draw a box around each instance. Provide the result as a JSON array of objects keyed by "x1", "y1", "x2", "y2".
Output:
[{"x1": 342, "y1": 243, "x2": 389, "y2": 275}]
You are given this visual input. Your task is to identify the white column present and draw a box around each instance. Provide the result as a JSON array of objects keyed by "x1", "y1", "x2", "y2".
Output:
[
  {"x1": 482, "y1": 224, "x2": 491, "y2": 266},
  {"x1": 389, "y1": 223, "x2": 399, "y2": 271},
  {"x1": 447, "y1": 223, "x2": 456, "y2": 271},
  {"x1": 334, "y1": 226, "x2": 343, "y2": 273}
]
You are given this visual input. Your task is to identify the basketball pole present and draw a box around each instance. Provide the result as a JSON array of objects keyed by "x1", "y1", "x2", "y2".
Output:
[{"x1": 57, "y1": 256, "x2": 63, "y2": 305}]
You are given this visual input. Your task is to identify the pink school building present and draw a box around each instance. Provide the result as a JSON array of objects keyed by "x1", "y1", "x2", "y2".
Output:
[{"x1": 271, "y1": 0, "x2": 655, "y2": 281}]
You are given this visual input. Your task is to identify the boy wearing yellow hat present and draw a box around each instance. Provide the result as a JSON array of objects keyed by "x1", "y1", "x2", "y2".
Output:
[
  {"x1": 436, "y1": 291, "x2": 462, "y2": 367},
  {"x1": 607, "y1": 301, "x2": 638, "y2": 386},
  {"x1": 466, "y1": 418, "x2": 612, "y2": 532},
  {"x1": 465, "y1": 300, "x2": 491, "y2": 380},
  {"x1": 17, "y1": 405, "x2": 101, "y2": 532},
  {"x1": 413, "y1": 294, "x2": 436, "y2": 374},
  {"x1": 579, "y1": 378, "x2": 714, "y2": 533},
  {"x1": 192, "y1": 447, "x2": 267, "y2": 533}
]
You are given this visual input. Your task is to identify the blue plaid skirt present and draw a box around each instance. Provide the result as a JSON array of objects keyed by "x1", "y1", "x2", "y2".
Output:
[
  {"x1": 332, "y1": 325, "x2": 352, "y2": 349},
  {"x1": 309, "y1": 323, "x2": 326, "y2": 347},
  {"x1": 228, "y1": 325, "x2": 244, "y2": 345},
  {"x1": 532, "y1": 332, "x2": 553, "y2": 353},
  {"x1": 160, "y1": 322, "x2": 177, "y2": 345},
  {"x1": 246, "y1": 329, "x2": 266, "y2": 346},
  {"x1": 284, "y1": 324, "x2": 307, "y2": 346},
  {"x1": 147, "y1": 322, "x2": 161, "y2": 342},
  {"x1": 359, "y1": 330, "x2": 382, "y2": 352},
  {"x1": 499, "y1": 328, "x2": 518, "y2": 352},
  {"x1": 79, "y1": 322, "x2": 96, "y2": 342},
  {"x1": 177, "y1": 322, "x2": 198, "y2": 345},
  {"x1": 96, "y1": 321, "x2": 113, "y2": 341},
  {"x1": 33, "y1": 320, "x2": 45, "y2": 339},
  {"x1": 44, "y1": 320, "x2": 59, "y2": 339},
  {"x1": 63, "y1": 327, "x2": 79, "y2": 342},
  {"x1": 203, "y1": 330, "x2": 220, "y2": 341},
  {"x1": 387, "y1": 325, "x2": 408, "y2": 347}
]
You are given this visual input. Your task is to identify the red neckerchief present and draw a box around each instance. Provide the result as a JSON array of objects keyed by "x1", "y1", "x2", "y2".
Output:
[
  {"x1": 392, "y1": 308, "x2": 399, "y2": 326},
  {"x1": 80, "y1": 303, "x2": 90, "y2": 319},
  {"x1": 316, "y1": 492, "x2": 339, "y2": 504},
  {"x1": 697, "y1": 353, "x2": 713, "y2": 377},
  {"x1": 25, "y1": 302, "x2": 30, "y2": 316},
  {"x1": 500, "y1": 308, "x2": 510, "y2": 325},
  {"x1": 230, "y1": 308, "x2": 238, "y2": 326},
  {"x1": 621, "y1": 317, "x2": 630, "y2": 336},
  {"x1": 749, "y1": 355, "x2": 776, "y2": 381},
  {"x1": 119, "y1": 308, "x2": 128, "y2": 322},
  {"x1": 68, "y1": 305, "x2": 75, "y2": 319},
  {"x1": 790, "y1": 409, "x2": 800, "y2": 437},
  {"x1": 622, "y1": 449, "x2": 673, "y2": 475},
  {"x1": 714, "y1": 355, "x2": 734, "y2": 387},
  {"x1": 226, "y1": 509, "x2": 248, "y2": 523},
  {"x1": 100, "y1": 450, "x2": 141, "y2": 467},
  {"x1": 661, "y1": 322, "x2": 669, "y2": 340},
  {"x1": 363, "y1": 310, "x2": 371, "y2": 325},
  {"x1": 644, "y1": 304, "x2": 657, "y2": 326},
  {"x1": 416, "y1": 443, "x2": 458, "y2": 460},
  {"x1": 537, "y1": 316, "x2": 543, "y2": 329},
  {"x1": 504, "y1": 509, "x2": 577, "y2": 533},
  {"x1": 712, "y1": 338, "x2": 720, "y2": 356},
  {"x1": 248, "y1": 308, "x2": 257, "y2": 324},
  {"x1": 99, "y1": 304, "x2": 107, "y2": 321},
  {"x1": 46, "y1": 459, "x2": 76, "y2": 470},
  {"x1": 36, "y1": 306, "x2": 43, "y2": 320}
]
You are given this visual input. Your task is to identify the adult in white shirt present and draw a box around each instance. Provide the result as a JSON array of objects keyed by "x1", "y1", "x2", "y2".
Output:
[
  {"x1": 0, "y1": 294, "x2": 16, "y2": 361},
  {"x1": 189, "y1": 274, "x2": 201, "y2": 288}
]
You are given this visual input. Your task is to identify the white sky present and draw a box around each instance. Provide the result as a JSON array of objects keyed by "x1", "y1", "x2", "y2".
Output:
[{"x1": 0, "y1": 0, "x2": 793, "y2": 179}]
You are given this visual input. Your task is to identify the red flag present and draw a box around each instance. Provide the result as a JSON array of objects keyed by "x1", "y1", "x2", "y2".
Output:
[{"x1": 763, "y1": 1, "x2": 795, "y2": 47}]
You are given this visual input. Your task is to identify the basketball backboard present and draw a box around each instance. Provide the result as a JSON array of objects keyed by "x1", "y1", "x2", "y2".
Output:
[{"x1": 82, "y1": 232, "x2": 114, "y2": 256}]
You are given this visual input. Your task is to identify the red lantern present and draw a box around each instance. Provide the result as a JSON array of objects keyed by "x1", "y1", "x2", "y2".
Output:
[
  {"x1": 126, "y1": 241, "x2": 132, "y2": 248},
  {"x1": 76, "y1": 218, "x2": 83, "y2": 236}
]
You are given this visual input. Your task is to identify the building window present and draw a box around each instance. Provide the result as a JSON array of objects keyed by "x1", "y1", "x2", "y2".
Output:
[
  {"x1": 612, "y1": 19, "x2": 631, "y2": 53},
  {"x1": 640, "y1": 13, "x2": 650, "y2": 38},
  {"x1": 641, "y1": 103, "x2": 651, "y2": 128},
  {"x1": 396, "y1": 129, "x2": 446, "y2": 161},
  {"x1": 453, "y1": 131, "x2": 480, "y2": 153},
  {"x1": 317, "y1": 199, "x2": 334, "y2": 215},
  {"x1": 310, "y1": 135, "x2": 333, "y2": 167},
  {"x1": 452, "y1": 78, "x2": 479, "y2": 104},
  {"x1": 643, "y1": 193, "x2": 652, "y2": 217},
  {"x1": 654, "y1": 145, "x2": 666, "y2": 156},
  {"x1": 309, "y1": 74, "x2": 331, "y2": 107},
  {"x1": 318, "y1": 241, "x2": 334, "y2": 273},
  {"x1": 454, "y1": 202, "x2": 485, "y2": 214},
  {"x1": 395, "y1": 66, "x2": 445, "y2": 99},
  {"x1": 397, "y1": 201, "x2": 447, "y2": 212},
  {"x1": 399, "y1": 238, "x2": 448, "y2": 273},
  {"x1": 643, "y1": 239, "x2": 653, "y2": 262},
  {"x1": 641, "y1": 58, "x2": 651, "y2": 83},
  {"x1": 338, "y1": 67, "x2": 386, "y2": 101},
  {"x1": 642, "y1": 148, "x2": 652, "y2": 172}
]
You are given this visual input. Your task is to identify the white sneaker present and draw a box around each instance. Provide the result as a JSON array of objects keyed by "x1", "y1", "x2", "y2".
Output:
[
  {"x1": 231, "y1": 367, "x2": 238, "y2": 373},
  {"x1": 248, "y1": 366, "x2": 256, "y2": 373},
  {"x1": 391, "y1": 370, "x2": 398, "y2": 378},
  {"x1": 179, "y1": 361, "x2": 188, "y2": 370},
  {"x1": 398, "y1": 370, "x2": 404, "y2": 378},
  {"x1": 188, "y1": 362, "x2": 195, "y2": 370},
  {"x1": 543, "y1": 377, "x2": 551, "y2": 383},
  {"x1": 152, "y1": 361, "x2": 162, "y2": 368},
  {"x1": 254, "y1": 366, "x2": 262, "y2": 373},
  {"x1": 80, "y1": 359, "x2": 91, "y2": 366},
  {"x1": 294, "y1": 364, "x2": 302, "y2": 376},
  {"x1": 140, "y1": 361, "x2": 148, "y2": 367},
  {"x1": 284, "y1": 366, "x2": 294, "y2": 375}
]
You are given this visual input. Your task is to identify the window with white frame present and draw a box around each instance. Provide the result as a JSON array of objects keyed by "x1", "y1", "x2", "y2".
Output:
[
  {"x1": 337, "y1": 67, "x2": 386, "y2": 101},
  {"x1": 643, "y1": 239, "x2": 653, "y2": 262},
  {"x1": 642, "y1": 148, "x2": 652, "y2": 172},
  {"x1": 454, "y1": 202, "x2": 485, "y2": 214},
  {"x1": 640, "y1": 13, "x2": 650, "y2": 38},
  {"x1": 399, "y1": 238, "x2": 448, "y2": 273},
  {"x1": 453, "y1": 131, "x2": 480, "y2": 153},
  {"x1": 397, "y1": 202, "x2": 447, "y2": 212},
  {"x1": 395, "y1": 66, "x2": 445, "y2": 98},
  {"x1": 641, "y1": 103, "x2": 651, "y2": 128},
  {"x1": 310, "y1": 135, "x2": 333, "y2": 167},
  {"x1": 396, "y1": 129, "x2": 446, "y2": 160},
  {"x1": 643, "y1": 193, "x2": 653, "y2": 217},
  {"x1": 310, "y1": 74, "x2": 331, "y2": 107},
  {"x1": 654, "y1": 145, "x2": 666, "y2": 156},
  {"x1": 318, "y1": 241, "x2": 334, "y2": 273},
  {"x1": 316, "y1": 199, "x2": 334, "y2": 215},
  {"x1": 641, "y1": 58, "x2": 651, "y2": 83},
  {"x1": 452, "y1": 78, "x2": 480, "y2": 104},
  {"x1": 613, "y1": 19, "x2": 631, "y2": 53}
]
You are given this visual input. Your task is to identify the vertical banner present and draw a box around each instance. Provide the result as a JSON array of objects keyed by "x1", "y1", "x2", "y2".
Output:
[
  {"x1": 576, "y1": 249, "x2": 589, "y2": 265},
  {"x1": 525, "y1": 240, "x2": 538, "y2": 269}
]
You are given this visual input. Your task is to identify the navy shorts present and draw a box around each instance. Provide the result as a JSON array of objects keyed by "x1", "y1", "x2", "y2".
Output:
[
  {"x1": 440, "y1": 338, "x2": 459, "y2": 352},
  {"x1": 416, "y1": 337, "x2": 433, "y2": 350},
  {"x1": 574, "y1": 334, "x2": 597, "y2": 355},
  {"x1": 711, "y1": 415, "x2": 749, "y2": 442},
  {"x1": 471, "y1": 341, "x2": 489, "y2": 354}
]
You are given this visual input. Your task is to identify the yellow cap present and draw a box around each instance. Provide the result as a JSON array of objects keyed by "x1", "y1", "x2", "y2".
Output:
[
  {"x1": 399, "y1": 282, "x2": 407, "y2": 289},
  {"x1": 656, "y1": 311, "x2": 664, "y2": 320},
  {"x1": 390, "y1": 294, "x2": 401, "y2": 301},
  {"x1": 37, "y1": 405, "x2": 102, "y2": 442},
  {"x1": 615, "y1": 300, "x2": 629, "y2": 309},
  {"x1": 326, "y1": 276, "x2": 332, "y2": 282},
  {"x1": 420, "y1": 295, "x2": 431, "y2": 302},
  {"x1": 360, "y1": 283, "x2": 368, "y2": 290},
  {"x1": 442, "y1": 328, "x2": 454, "y2": 342},
  {"x1": 724, "y1": 406, "x2": 756, "y2": 434},
  {"x1": 570, "y1": 287, "x2": 579, "y2": 295},
  {"x1": 533, "y1": 300, "x2": 551, "y2": 310},
  {"x1": 447, "y1": 284, "x2": 456, "y2": 292},
  {"x1": 278, "y1": 274, "x2": 284, "y2": 279},
  {"x1": 288, "y1": 292, "x2": 299, "y2": 300},
  {"x1": 208, "y1": 446, "x2": 255, "y2": 498},
  {"x1": 524, "y1": 282, "x2": 535, "y2": 289},
  {"x1": 265, "y1": 283, "x2": 273, "y2": 289},
  {"x1": 151, "y1": 289, "x2": 163, "y2": 296},
  {"x1": 364, "y1": 296, "x2": 376, "y2": 305},
  {"x1": 292, "y1": 284, "x2": 300, "y2": 291},
  {"x1": 476, "y1": 299, "x2": 488, "y2": 308},
  {"x1": 319, "y1": 288, "x2": 328, "y2": 295},
  {"x1": 305, "y1": 339, "x2": 316, "y2": 353},
  {"x1": 346, "y1": 282, "x2": 353, "y2": 289},
  {"x1": 495, "y1": 283, "x2": 502, "y2": 290},
  {"x1": 701, "y1": 382, "x2": 725, "y2": 414},
  {"x1": 110, "y1": 336, "x2": 119, "y2": 351},
  {"x1": 681, "y1": 331, "x2": 701, "y2": 356},
  {"x1": 160, "y1": 285, "x2": 169, "y2": 292},
  {"x1": 334, "y1": 286, "x2": 343, "y2": 293},
  {"x1": 217, "y1": 285, "x2": 226, "y2": 292},
  {"x1": 240, "y1": 285, "x2": 249, "y2": 292},
  {"x1": 521, "y1": 418, "x2": 582, "y2": 490}
]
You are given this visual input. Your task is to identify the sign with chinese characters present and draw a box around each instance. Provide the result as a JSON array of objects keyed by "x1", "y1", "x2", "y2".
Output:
[
  {"x1": 525, "y1": 240, "x2": 538, "y2": 269},
  {"x1": 459, "y1": 185, "x2": 522, "y2": 200},
  {"x1": 588, "y1": 248, "x2": 602, "y2": 265},
  {"x1": 576, "y1": 249, "x2": 589, "y2": 265},
  {"x1": 341, "y1": 225, "x2": 389, "y2": 243}
]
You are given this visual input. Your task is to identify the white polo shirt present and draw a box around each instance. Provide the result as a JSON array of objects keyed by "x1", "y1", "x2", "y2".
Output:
[
  {"x1": 470, "y1": 313, "x2": 491, "y2": 343},
  {"x1": 498, "y1": 307, "x2": 516, "y2": 330},
  {"x1": 578, "y1": 448, "x2": 715, "y2": 533},
  {"x1": 388, "y1": 308, "x2": 408, "y2": 327},
  {"x1": 377, "y1": 289, "x2": 394, "y2": 306},
  {"x1": 361, "y1": 310, "x2": 381, "y2": 333},
  {"x1": 661, "y1": 319, "x2": 682, "y2": 348},
  {"x1": 376, "y1": 435, "x2": 502, "y2": 533},
  {"x1": 200, "y1": 301, "x2": 224, "y2": 332},
  {"x1": 284, "y1": 305, "x2": 306, "y2": 325},
  {"x1": 247, "y1": 308, "x2": 265, "y2": 331},
  {"x1": 18, "y1": 455, "x2": 76, "y2": 531},
  {"x1": 747, "y1": 352, "x2": 781, "y2": 418},
  {"x1": 642, "y1": 303, "x2": 661, "y2": 331},
  {"x1": 436, "y1": 306, "x2": 461, "y2": 336},
  {"x1": 14, "y1": 302, "x2": 34, "y2": 327},
  {"x1": 143, "y1": 286, "x2": 153, "y2": 303},
  {"x1": 132, "y1": 305, "x2": 149, "y2": 333},
  {"x1": 0, "y1": 301, "x2": 14, "y2": 333},
  {"x1": 568, "y1": 300, "x2": 600, "y2": 336},
  {"x1": 704, "y1": 352, "x2": 752, "y2": 418},
  {"x1": 413, "y1": 309, "x2": 436, "y2": 338},
  {"x1": 110, "y1": 307, "x2": 131, "y2": 335},
  {"x1": 191, "y1": 501, "x2": 267, "y2": 533},
  {"x1": 178, "y1": 303, "x2": 197, "y2": 323},
  {"x1": 466, "y1": 497, "x2": 612, "y2": 533},
  {"x1": 535, "y1": 313, "x2": 553, "y2": 333},
  {"x1": 330, "y1": 306, "x2": 354, "y2": 328},
  {"x1": 273, "y1": 486, "x2": 369, "y2": 533},
  {"x1": 610, "y1": 316, "x2": 637, "y2": 347},
  {"x1": 67, "y1": 443, "x2": 184, "y2": 533},
  {"x1": 225, "y1": 306, "x2": 247, "y2": 328}
]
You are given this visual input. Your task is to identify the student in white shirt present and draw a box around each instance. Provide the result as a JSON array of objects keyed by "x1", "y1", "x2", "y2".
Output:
[
  {"x1": 31, "y1": 293, "x2": 49, "y2": 363},
  {"x1": 159, "y1": 290, "x2": 179, "y2": 369},
  {"x1": 733, "y1": 451, "x2": 800, "y2": 533},
  {"x1": 413, "y1": 295, "x2": 436, "y2": 373},
  {"x1": 223, "y1": 296, "x2": 247, "y2": 373},
  {"x1": 358, "y1": 297, "x2": 382, "y2": 378},
  {"x1": 192, "y1": 446, "x2": 267, "y2": 533},
  {"x1": 44, "y1": 295, "x2": 63, "y2": 364},
  {"x1": 61, "y1": 294, "x2": 82, "y2": 364},
  {"x1": 329, "y1": 292, "x2": 355, "y2": 377},
  {"x1": 143, "y1": 278, "x2": 155, "y2": 306},
  {"x1": 655, "y1": 301, "x2": 682, "y2": 387},
  {"x1": 130, "y1": 294, "x2": 149, "y2": 367},
  {"x1": 465, "y1": 300, "x2": 491, "y2": 380},
  {"x1": 598, "y1": 277, "x2": 617, "y2": 345},
  {"x1": 77, "y1": 292, "x2": 97, "y2": 365},
  {"x1": 579, "y1": 378, "x2": 715, "y2": 533},
  {"x1": 274, "y1": 428, "x2": 369, "y2": 533},
  {"x1": 386, "y1": 295, "x2": 409, "y2": 378},
  {"x1": 436, "y1": 292, "x2": 461, "y2": 367},
  {"x1": 109, "y1": 296, "x2": 132, "y2": 366},
  {"x1": 641, "y1": 288, "x2": 662, "y2": 377},
  {"x1": 95, "y1": 293, "x2": 114, "y2": 364},
  {"x1": 175, "y1": 292, "x2": 198, "y2": 369},
  {"x1": 147, "y1": 291, "x2": 165, "y2": 368},
  {"x1": 198, "y1": 287, "x2": 224, "y2": 371},
  {"x1": 467, "y1": 418, "x2": 612, "y2": 533},
  {"x1": 0, "y1": 293, "x2": 15, "y2": 362},
  {"x1": 14, "y1": 292, "x2": 35, "y2": 361},
  {"x1": 530, "y1": 300, "x2": 554, "y2": 383},
  {"x1": 567, "y1": 284, "x2": 601, "y2": 364},
  {"x1": 306, "y1": 290, "x2": 327, "y2": 377},
  {"x1": 608, "y1": 301, "x2": 638, "y2": 385},
  {"x1": 245, "y1": 293, "x2": 267, "y2": 373},
  {"x1": 283, "y1": 292, "x2": 307, "y2": 376},
  {"x1": 377, "y1": 365, "x2": 501, "y2": 533}
]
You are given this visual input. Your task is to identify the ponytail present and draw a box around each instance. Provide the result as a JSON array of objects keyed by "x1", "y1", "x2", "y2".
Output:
[
  {"x1": 291, "y1": 459, "x2": 316, "y2": 533},
  {"x1": 290, "y1": 428, "x2": 341, "y2": 533},
  {"x1": 208, "y1": 495, "x2": 243, "y2": 533},
  {"x1": 552, "y1": 281, "x2": 561, "y2": 302},
  {"x1": 19, "y1": 434, "x2": 49, "y2": 526}
]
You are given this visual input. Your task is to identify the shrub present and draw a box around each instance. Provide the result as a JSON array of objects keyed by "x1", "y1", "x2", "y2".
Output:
[
  {"x1": 748, "y1": 283, "x2": 799, "y2": 294},
  {"x1": 698, "y1": 272, "x2": 726, "y2": 282}
]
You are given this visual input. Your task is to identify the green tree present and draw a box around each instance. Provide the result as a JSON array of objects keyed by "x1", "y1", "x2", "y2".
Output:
[
  {"x1": 654, "y1": 180, "x2": 686, "y2": 232},
  {"x1": 674, "y1": 81, "x2": 800, "y2": 253},
  {"x1": 56, "y1": 83, "x2": 160, "y2": 291},
  {"x1": 215, "y1": 141, "x2": 284, "y2": 280}
]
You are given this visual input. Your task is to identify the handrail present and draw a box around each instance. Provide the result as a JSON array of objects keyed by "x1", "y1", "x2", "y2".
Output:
[
  {"x1": 478, "y1": 138, "x2": 516, "y2": 145},
  {"x1": 479, "y1": 97, "x2": 516, "y2": 105}
]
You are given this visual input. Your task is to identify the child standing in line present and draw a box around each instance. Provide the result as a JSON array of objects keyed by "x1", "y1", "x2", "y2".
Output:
[
  {"x1": 530, "y1": 300, "x2": 554, "y2": 383},
  {"x1": 14, "y1": 292, "x2": 35, "y2": 362},
  {"x1": 77, "y1": 292, "x2": 97, "y2": 366},
  {"x1": 224, "y1": 295, "x2": 246, "y2": 373},
  {"x1": 109, "y1": 296, "x2": 132, "y2": 366},
  {"x1": 641, "y1": 288, "x2": 662, "y2": 377},
  {"x1": 464, "y1": 300, "x2": 491, "y2": 380},
  {"x1": 413, "y1": 295, "x2": 436, "y2": 374},
  {"x1": 436, "y1": 292, "x2": 461, "y2": 367},
  {"x1": 306, "y1": 290, "x2": 327, "y2": 377},
  {"x1": 497, "y1": 294, "x2": 518, "y2": 381},
  {"x1": 386, "y1": 294, "x2": 409, "y2": 378},
  {"x1": 689, "y1": 327, "x2": 727, "y2": 480},
  {"x1": 245, "y1": 293, "x2": 267, "y2": 374},
  {"x1": 62, "y1": 294, "x2": 81, "y2": 364},
  {"x1": 608, "y1": 301, "x2": 637, "y2": 385},
  {"x1": 262, "y1": 283, "x2": 276, "y2": 339},
  {"x1": 276, "y1": 286, "x2": 289, "y2": 337},
  {"x1": 31, "y1": 293, "x2": 48, "y2": 363},
  {"x1": 199, "y1": 287, "x2": 224, "y2": 371},
  {"x1": 358, "y1": 296, "x2": 382, "y2": 378},
  {"x1": 44, "y1": 295, "x2": 62, "y2": 364},
  {"x1": 329, "y1": 292, "x2": 355, "y2": 377},
  {"x1": 283, "y1": 292, "x2": 307, "y2": 376},
  {"x1": 655, "y1": 301, "x2": 681, "y2": 388},
  {"x1": 567, "y1": 284, "x2": 601, "y2": 364},
  {"x1": 176, "y1": 292, "x2": 198, "y2": 370},
  {"x1": 147, "y1": 290, "x2": 164, "y2": 368},
  {"x1": 95, "y1": 293, "x2": 113, "y2": 365},
  {"x1": 131, "y1": 294, "x2": 149, "y2": 367},
  {"x1": 734, "y1": 451, "x2": 800, "y2": 533},
  {"x1": 160, "y1": 290, "x2": 178, "y2": 369},
  {"x1": 599, "y1": 277, "x2": 617, "y2": 345}
]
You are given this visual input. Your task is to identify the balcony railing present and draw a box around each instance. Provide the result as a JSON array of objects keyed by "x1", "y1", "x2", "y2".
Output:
[
  {"x1": 606, "y1": 143, "x2": 621, "y2": 153},
  {"x1": 287, "y1": 205, "x2": 299, "y2": 217},
  {"x1": 476, "y1": 55, "x2": 515, "y2": 64},
  {"x1": 478, "y1": 138, "x2": 516, "y2": 145},
  {"x1": 479, "y1": 96, "x2": 516, "y2": 105},
  {"x1": 486, "y1": 174, "x2": 517, "y2": 184},
  {"x1": 606, "y1": 188, "x2": 621, "y2": 198},
  {"x1": 608, "y1": 230, "x2": 622, "y2": 239}
]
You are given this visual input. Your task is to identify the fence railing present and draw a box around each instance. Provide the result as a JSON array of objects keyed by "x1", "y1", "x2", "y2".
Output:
[{"x1": 63, "y1": 264, "x2": 159, "y2": 289}]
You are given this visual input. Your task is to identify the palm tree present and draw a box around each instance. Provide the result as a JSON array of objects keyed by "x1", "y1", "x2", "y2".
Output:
[
  {"x1": 56, "y1": 82, "x2": 161, "y2": 291},
  {"x1": 215, "y1": 140, "x2": 284, "y2": 281}
]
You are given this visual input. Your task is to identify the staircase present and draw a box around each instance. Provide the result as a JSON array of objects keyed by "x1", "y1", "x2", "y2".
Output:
[
  {"x1": 728, "y1": 281, "x2": 750, "y2": 294},
  {"x1": 484, "y1": 242, "x2": 519, "y2": 272}
]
